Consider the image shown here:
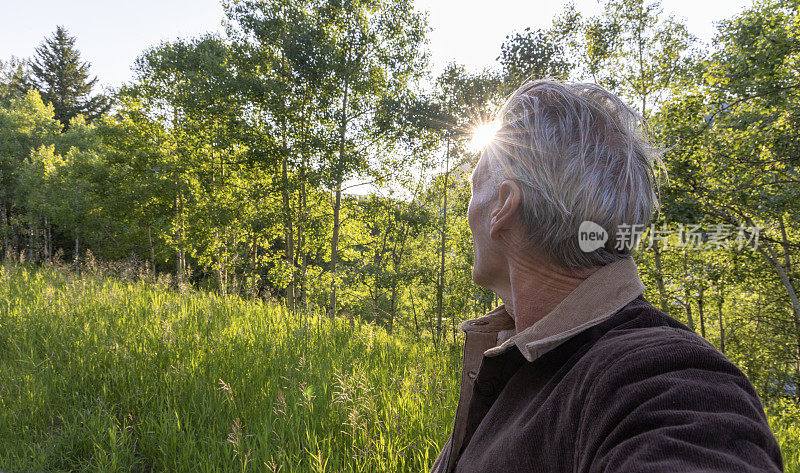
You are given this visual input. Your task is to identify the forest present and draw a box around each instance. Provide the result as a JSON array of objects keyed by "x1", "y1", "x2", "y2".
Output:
[{"x1": 1, "y1": 0, "x2": 800, "y2": 468}]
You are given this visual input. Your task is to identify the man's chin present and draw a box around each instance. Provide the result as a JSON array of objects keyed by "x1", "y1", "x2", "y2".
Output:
[{"x1": 471, "y1": 269, "x2": 490, "y2": 288}]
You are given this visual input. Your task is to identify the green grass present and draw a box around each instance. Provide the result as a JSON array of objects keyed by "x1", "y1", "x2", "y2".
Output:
[
  {"x1": 767, "y1": 399, "x2": 800, "y2": 472},
  {"x1": 2, "y1": 262, "x2": 798, "y2": 472},
  {"x1": 0, "y1": 263, "x2": 461, "y2": 472}
]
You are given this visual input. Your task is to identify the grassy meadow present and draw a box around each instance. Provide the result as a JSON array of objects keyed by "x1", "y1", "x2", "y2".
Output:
[
  {"x1": 0, "y1": 262, "x2": 461, "y2": 472},
  {"x1": 1, "y1": 262, "x2": 799, "y2": 472}
]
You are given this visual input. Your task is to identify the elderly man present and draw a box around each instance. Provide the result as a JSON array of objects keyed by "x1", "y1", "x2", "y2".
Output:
[{"x1": 432, "y1": 80, "x2": 783, "y2": 472}]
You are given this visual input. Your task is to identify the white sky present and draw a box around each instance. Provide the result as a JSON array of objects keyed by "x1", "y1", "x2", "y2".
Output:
[{"x1": 0, "y1": 0, "x2": 753, "y2": 90}]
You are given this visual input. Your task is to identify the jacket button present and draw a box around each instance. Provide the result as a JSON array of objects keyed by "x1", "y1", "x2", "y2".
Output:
[{"x1": 467, "y1": 371, "x2": 477, "y2": 380}]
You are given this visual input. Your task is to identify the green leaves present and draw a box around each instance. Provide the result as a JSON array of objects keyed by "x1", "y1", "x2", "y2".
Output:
[{"x1": 500, "y1": 27, "x2": 571, "y2": 86}]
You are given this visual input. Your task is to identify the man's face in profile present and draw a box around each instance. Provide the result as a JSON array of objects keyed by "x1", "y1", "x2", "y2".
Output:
[{"x1": 468, "y1": 150, "x2": 504, "y2": 290}]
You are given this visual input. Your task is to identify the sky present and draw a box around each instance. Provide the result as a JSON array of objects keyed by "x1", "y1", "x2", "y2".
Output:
[{"x1": 0, "y1": 0, "x2": 754, "y2": 91}]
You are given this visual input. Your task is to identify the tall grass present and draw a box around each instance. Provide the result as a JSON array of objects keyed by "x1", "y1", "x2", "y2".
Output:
[
  {"x1": 0, "y1": 263, "x2": 461, "y2": 472},
  {"x1": 767, "y1": 399, "x2": 800, "y2": 472},
  {"x1": 2, "y1": 262, "x2": 797, "y2": 472}
]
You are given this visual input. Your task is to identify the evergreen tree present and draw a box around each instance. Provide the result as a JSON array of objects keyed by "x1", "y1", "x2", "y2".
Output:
[
  {"x1": 30, "y1": 26, "x2": 109, "y2": 127},
  {"x1": 0, "y1": 56, "x2": 35, "y2": 105}
]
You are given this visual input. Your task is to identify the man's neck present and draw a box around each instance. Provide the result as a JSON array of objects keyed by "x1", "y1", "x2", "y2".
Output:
[{"x1": 500, "y1": 252, "x2": 597, "y2": 333}]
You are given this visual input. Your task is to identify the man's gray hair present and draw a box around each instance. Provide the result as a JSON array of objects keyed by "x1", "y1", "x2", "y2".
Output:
[{"x1": 487, "y1": 79, "x2": 661, "y2": 269}]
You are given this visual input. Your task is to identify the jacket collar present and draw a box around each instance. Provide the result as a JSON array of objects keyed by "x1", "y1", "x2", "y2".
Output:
[{"x1": 460, "y1": 256, "x2": 645, "y2": 362}]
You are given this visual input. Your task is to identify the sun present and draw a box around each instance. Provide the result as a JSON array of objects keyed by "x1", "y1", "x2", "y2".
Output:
[{"x1": 468, "y1": 121, "x2": 501, "y2": 153}]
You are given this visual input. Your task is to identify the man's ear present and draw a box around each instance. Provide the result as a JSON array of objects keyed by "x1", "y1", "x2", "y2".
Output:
[{"x1": 489, "y1": 180, "x2": 522, "y2": 240}]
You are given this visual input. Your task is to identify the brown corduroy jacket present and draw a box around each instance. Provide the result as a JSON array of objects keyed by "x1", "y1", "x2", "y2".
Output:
[{"x1": 432, "y1": 257, "x2": 783, "y2": 472}]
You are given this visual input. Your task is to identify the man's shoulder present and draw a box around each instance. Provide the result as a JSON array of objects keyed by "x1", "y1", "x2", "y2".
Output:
[
  {"x1": 562, "y1": 299, "x2": 782, "y2": 472},
  {"x1": 593, "y1": 296, "x2": 714, "y2": 348},
  {"x1": 573, "y1": 297, "x2": 741, "y2": 379},
  {"x1": 521, "y1": 296, "x2": 753, "y2": 409}
]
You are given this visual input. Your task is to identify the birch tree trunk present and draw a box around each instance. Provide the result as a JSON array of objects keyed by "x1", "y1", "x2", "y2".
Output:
[
  {"x1": 1, "y1": 204, "x2": 7, "y2": 260},
  {"x1": 330, "y1": 66, "x2": 350, "y2": 320},
  {"x1": 281, "y1": 148, "x2": 295, "y2": 312},
  {"x1": 147, "y1": 224, "x2": 155, "y2": 272},
  {"x1": 436, "y1": 138, "x2": 450, "y2": 346},
  {"x1": 652, "y1": 240, "x2": 670, "y2": 316},
  {"x1": 717, "y1": 284, "x2": 726, "y2": 354},
  {"x1": 73, "y1": 232, "x2": 80, "y2": 269}
]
